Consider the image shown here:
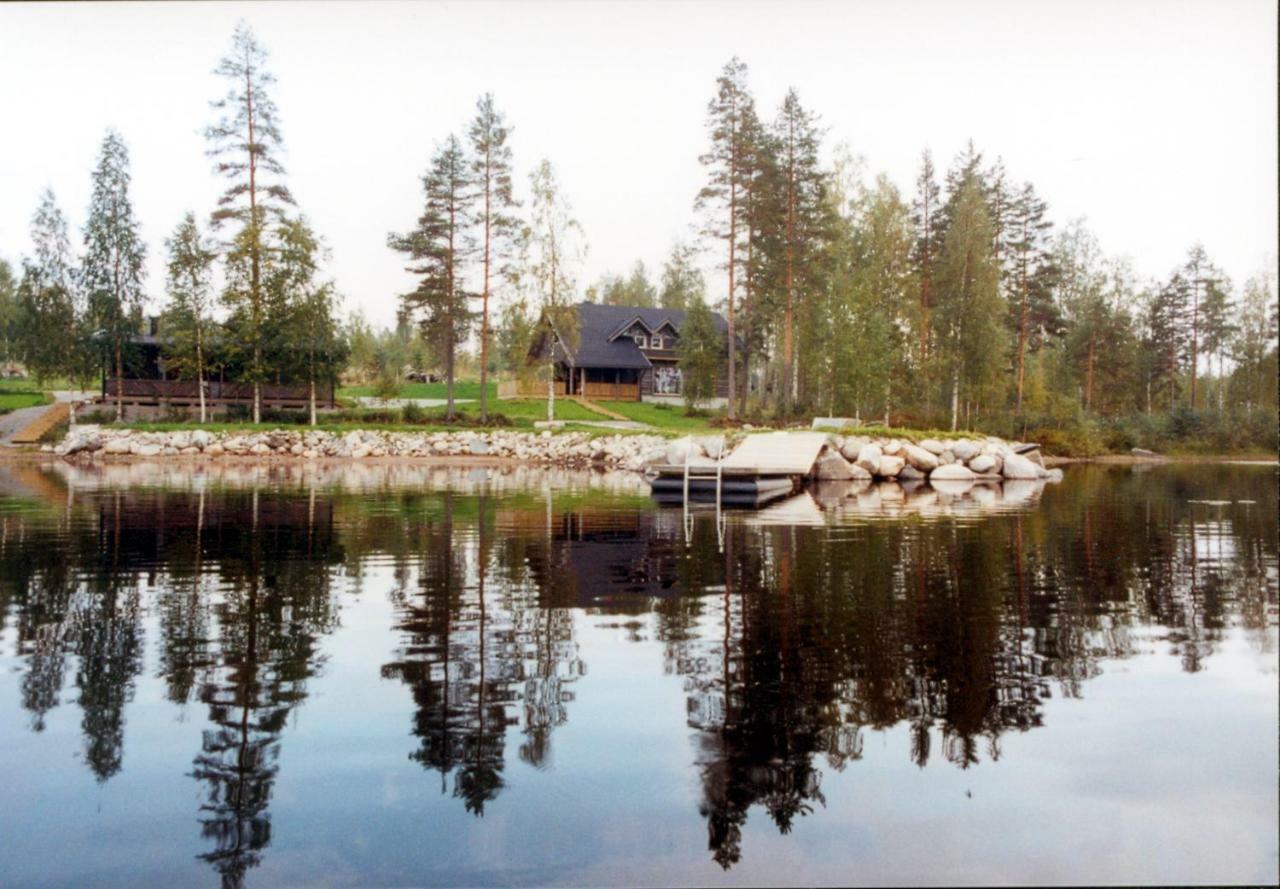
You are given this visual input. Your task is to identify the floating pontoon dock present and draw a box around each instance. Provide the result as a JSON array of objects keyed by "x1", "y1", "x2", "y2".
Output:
[{"x1": 649, "y1": 432, "x2": 829, "y2": 507}]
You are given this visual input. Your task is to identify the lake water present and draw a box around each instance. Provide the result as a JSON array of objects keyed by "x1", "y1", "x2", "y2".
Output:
[{"x1": 0, "y1": 460, "x2": 1276, "y2": 888}]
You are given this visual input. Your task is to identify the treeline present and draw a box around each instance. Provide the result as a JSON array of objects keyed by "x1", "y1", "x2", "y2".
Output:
[
  {"x1": 0, "y1": 23, "x2": 345, "y2": 423},
  {"x1": 680, "y1": 57, "x2": 1278, "y2": 449}
]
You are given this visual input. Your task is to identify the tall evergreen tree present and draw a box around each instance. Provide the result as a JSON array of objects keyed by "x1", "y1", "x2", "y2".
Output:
[
  {"x1": 206, "y1": 22, "x2": 294, "y2": 422},
  {"x1": 1179, "y1": 243, "x2": 1226, "y2": 409},
  {"x1": 468, "y1": 93, "x2": 519, "y2": 422},
  {"x1": 911, "y1": 149, "x2": 943, "y2": 368},
  {"x1": 933, "y1": 178, "x2": 1003, "y2": 430},
  {"x1": 388, "y1": 136, "x2": 474, "y2": 420},
  {"x1": 697, "y1": 57, "x2": 756, "y2": 420},
  {"x1": 162, "y1": 213, "x2": 218, "y2": 422},
  {"x1": 1231, "y1": 272, "x2": 1278, "y2": 413},
  {"x1": 82, "y1": 130, "x2": 147, "y2": 421},
  {"x1": 1145, "y1": 272, "x2": 1191, "y2": 411},
  {"x1": 771, "y1": 88, "x2": 825, "y2": 414},
  {"x1": 1006, "y1": 181, "x2": 1057, "y2": 412}
]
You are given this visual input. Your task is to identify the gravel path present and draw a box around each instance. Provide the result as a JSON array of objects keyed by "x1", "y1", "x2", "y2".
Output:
[{"x1": 0, "y1": 404, "x2": 55, "y2": 445}]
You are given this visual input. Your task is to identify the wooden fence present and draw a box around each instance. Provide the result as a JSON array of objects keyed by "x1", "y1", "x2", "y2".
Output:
[{"x1": 103, "y1": 378, "x2": 332, "y2": 407}]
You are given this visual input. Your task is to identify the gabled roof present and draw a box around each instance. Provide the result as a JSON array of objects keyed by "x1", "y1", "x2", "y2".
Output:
[{"x1": 563, "y1": 302, "x2": 727, "y2": 369}]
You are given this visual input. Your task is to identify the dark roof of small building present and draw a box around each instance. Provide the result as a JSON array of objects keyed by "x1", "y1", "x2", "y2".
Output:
[{"x1": 557, "y1": 302, "x2": 728, "y2": 369}]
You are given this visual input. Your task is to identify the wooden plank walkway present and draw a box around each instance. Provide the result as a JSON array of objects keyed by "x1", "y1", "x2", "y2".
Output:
[
  {"x1": 719, "y1": 431, "x2": 829, "y2": 476},
  {"x1": 566, "y1": 396, "x2": 632, "y2": 422},
  {"x1": 8, "y1": 402, "x2": 70, "y2": 444}
]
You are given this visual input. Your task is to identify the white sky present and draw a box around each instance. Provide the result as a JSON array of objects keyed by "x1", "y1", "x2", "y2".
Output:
[{"x1": 1, "y1": 0, "x2": 1276, "y2": 329}]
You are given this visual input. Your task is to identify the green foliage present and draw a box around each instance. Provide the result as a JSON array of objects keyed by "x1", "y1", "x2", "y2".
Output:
[
  {"x1": 676, "y1": 294, "x2": 721, "y2": 409},
  {"x1": 0, "y1": 389, "x2": 48, "y2": 414},
  {"x1": 658, "y1": 241, "x2": 705, "y2": 310},
  {"x1": 388, "y1": 134, "x2": 474, "y2": 417}
]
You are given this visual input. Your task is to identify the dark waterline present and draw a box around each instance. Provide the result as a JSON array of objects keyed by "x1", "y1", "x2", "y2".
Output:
[{"x1": 0, "y1": 460, "x2": 1275, "y2": 888}]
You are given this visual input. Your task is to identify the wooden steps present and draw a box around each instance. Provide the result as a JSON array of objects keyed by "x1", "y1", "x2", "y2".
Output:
[{"x1": 9, "y1": 402, "x2": 70, "y2": 444}]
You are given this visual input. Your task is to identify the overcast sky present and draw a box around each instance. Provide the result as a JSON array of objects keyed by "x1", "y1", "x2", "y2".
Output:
[{"x1": 1, "y1": 0, "x2": 1275, "y2": 328}]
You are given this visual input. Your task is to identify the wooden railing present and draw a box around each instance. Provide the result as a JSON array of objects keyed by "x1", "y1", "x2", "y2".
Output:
[
  {"x1": 103, "y1": 378, "x2": 328, "y2": 406},
  {"x1": 498, "y1": 379, "x2": 567, "y2": 399},
  {"x1": 581, "y1": 381, "x2": 639, "y2": 400}
]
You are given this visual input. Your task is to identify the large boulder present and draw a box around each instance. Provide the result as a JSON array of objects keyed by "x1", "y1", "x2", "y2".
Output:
[
  {"x1": 950, "y1": 439, "x2": 980, "y2": 462},
  {"x1": 855, "y1": 443, "x2": 882, "y2": 475},
  {"x1": 968, "y1": 453, "x2": 997, "y2": 474},
  {"x1": 1001, "y1": 451, "x2": 1040, "y2": 480},
  {"x1": 103, "y1": 437, "x2": 132, "y2": 455},
  {"x1": 931, "y1": 463, "x2": 976, "y2": 481},
  {"x1": 840, "y1": 436, "x2": 870, "y2": 461},
  {"x1": 877, "y1": 455, "x2": 905, "y2": 478},
  {"x1": 191, "y1": 429, "x2": 213, "y2": 449},
  {"x1": 665, "y1": 438, "x2": 704, "y2": 465},
  {"x1": 902, "y1": 444, "x2": 939, "y2": 472},
  {"x1": 812, "y1": 451, "x2": 857, "y2": 480},
  {"x1": 917, "y1": 439, "x2": 947, "y2": 455},
  {"x1": 881, "y1": 439, "x2": 903, "y2": 456}
]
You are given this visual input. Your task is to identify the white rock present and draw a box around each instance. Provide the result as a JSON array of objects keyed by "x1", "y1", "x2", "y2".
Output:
[
  {"x1": 855, "y1": 443, "x2": 882, "y2": 475},
  {"x1": 1045, "y1": 467, "x2": 1064, "y2": 483},
  {"x1": 950, "y1": 439, "x2": 980, "y2": 461},
  {"x1": 931, "y1": 463, "x2": 976, "y2": 481},
  {"x1": 1001, "y1": 452, "x2": 1040, "y2": 480},
  {"x1": 878, "y1": 455, "x2": 905, "y2": 477},
  {"x1": 918, "y1": 439, "x2": 946, "y2": 455},
  {"x1": 104, "y1": 438, "x2": 132, "y2": 455},
  {"x1": 812, "y1": 452, "x2": 857, "y2": 480},
  {"x1": 191, "y1": 429, "x2": 212, "y2": 448},
  {"x1": 938, "y1": 450, "x2": 956, "y2": 465},
  {"x1": 665, "y1": 438, "x2": 704, "y2": 465},
  {"x1": 902, "y1": 444, "x2": 939, "y2": 472},
  {"x1": 882, "y1": 439, "x2": 903, "y2": 456},
  {"x1": 968, "y1": 454, "x2": 996, "y2": 474}
]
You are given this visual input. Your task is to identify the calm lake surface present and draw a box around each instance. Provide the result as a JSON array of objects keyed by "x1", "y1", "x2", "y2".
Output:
[{"x1": 0, "y1": 460, "x2": 1275, "y2": 888}]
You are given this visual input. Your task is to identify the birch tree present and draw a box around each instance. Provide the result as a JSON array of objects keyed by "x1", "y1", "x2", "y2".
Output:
[{"x1": 163, "y1": 213, "x2": 217, "y2": 422}]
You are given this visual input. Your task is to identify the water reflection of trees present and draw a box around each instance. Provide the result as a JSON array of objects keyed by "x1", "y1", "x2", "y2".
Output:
[
  {"x1": 0, "y1": 462, "x2": 1274, "y2": 875},
  {"x1": 381, "y1": 487, "x2": 586, "y2": 815}
]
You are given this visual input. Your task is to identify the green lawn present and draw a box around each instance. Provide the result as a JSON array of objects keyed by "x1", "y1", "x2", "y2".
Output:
[
  {"x1": 0, "y1": 390, "x2": 49, "y2": 414},
  {"x1": 596, "y1": 401, "x2": 718, "y2": 431},
  {"x1": 338, "y1": 380, "x2": 498, "y2": 401}
]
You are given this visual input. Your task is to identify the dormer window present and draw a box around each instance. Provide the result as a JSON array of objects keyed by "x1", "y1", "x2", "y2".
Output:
[
  {"x1": 651, "y1": 335, "x2": 664, "y2": 349},
  {"x1": 633, "y1": 334, "x2": 647, "y2": 348}
]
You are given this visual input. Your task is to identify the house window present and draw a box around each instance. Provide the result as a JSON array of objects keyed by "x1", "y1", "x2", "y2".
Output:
[
  {"x1": 633, "y1": 333, "x2": 647, "y2": 348},
  {"x1": 652, "y1": 335, "x2": 665, "y2": 349}
]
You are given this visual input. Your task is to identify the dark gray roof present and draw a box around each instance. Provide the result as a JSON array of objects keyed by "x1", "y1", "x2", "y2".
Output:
[{"x1": 559, "y1": 302, "x2": 728, "y2": 369}]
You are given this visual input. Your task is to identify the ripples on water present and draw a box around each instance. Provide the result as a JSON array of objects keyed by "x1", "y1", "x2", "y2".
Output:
[{"x1": 0, "y1": 460, "x2": 1275, "y2": 888}]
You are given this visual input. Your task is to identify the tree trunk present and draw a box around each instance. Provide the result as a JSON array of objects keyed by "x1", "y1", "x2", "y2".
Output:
[
  {"x1": 547, "y1": 357, "x2": 556, "y2": 421},
  {"x1": 1014, "y1": 256, "x2": 1029, "y2": 413},
  {"x1": 1085, "y1": 332, "x2": 1095, "y2": 412},
  {"x1": 114, "y1": 338, "x2": 123, "y2": 423},
  {"x1": 725, "y1": 140, "x2": 738, "y2": 422},
  {"x1": 196, "y1": 333, "x2": 206, "y2": 424},
  {"x1": 480, "y1": 162, "x2": 492, "y2": 423},
  {"x1": 1189, "y1": 280, "x2": 1199, "y2": 409},
  {"x1": 309, "y1": 378, "x2": 317, "y2": 426},
  {"x1": 950, "y1": 369, "x2": 959, "y2": 431}
]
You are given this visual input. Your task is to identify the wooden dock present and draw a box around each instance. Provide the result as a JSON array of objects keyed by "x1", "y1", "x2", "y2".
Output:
[{"x1": 649, "y1": 431, "x2": 830, "y2": 507}]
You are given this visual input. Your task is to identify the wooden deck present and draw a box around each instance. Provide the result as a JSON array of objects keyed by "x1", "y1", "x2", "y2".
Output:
[{"x1": 719, "y1": 431, "x2": 829, "y2": 476}]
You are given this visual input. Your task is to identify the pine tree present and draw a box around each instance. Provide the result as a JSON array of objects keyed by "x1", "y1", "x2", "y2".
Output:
[
  {"x1": 1231, "y1": 272, "x2": 1278, "y2": 413},
  {"x1": 1006, "y1": 181, "x2": 1057, "y2": 412},
  {"x1": 1198, "y1": 275, "x2": 1235, "y2": 412},
  {"x1": 772, "y1": 88, "x2": 825, "y2": 414},
  {"x1": 1179, "y1": 244, "x2": 1226, "y2": 409},
  {"x1": 522, "y1": 159, "x2": 583, "y2": 420},
  {"x1": 658, "y1": 241, "x2": 705, "y2": 311},
  {"x1": 1146, "y1": 272, "x2": 1191, "y2": 410},
  {"x1": 696, "y1": 57, "x2": 755, "y2": 420},
  {"x1": 162, "y1": 213, "x2": 218, "y2": 422},
  {"x1": 933, "y1": 178, "x2": 1002, "y2": 430},
  {"x1": 911, "y1": 149, "x2": 943, "y2": 368},
  {"x1": 388, "y1": 136, "x2": 474, "y2": 420},
  {"x1": 468, "y1": 93, "x2": 519, "y2": 422},
  {"x1": 205, "y1": 22, "x2": 295, "y2": 422},
  {"x1": 82, "y1": 130, "x2": 148, "y2": 421}
]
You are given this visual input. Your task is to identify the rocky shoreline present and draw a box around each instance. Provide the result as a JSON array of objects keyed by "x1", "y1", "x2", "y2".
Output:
[{"x1": 50, "y1": 425, "x2": 1064, "y2": 484}]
